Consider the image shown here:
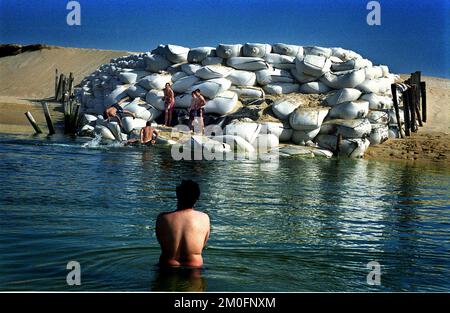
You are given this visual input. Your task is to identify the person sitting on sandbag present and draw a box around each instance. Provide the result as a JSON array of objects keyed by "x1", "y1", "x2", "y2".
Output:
[
  {"x1": 126, "y1": 121, "x2": 159, "y2": 145},
  {"x1": 103, "y1": 98, "x2": 135, "y2": 128},
  {"x1": 164, "y1": 83, "x2": 175, "y2": 127}
]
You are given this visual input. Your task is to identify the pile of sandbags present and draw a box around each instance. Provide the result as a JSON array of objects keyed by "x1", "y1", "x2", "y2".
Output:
[{"x1": 76, "y1": 42, "x2": 401, "y2": 157}]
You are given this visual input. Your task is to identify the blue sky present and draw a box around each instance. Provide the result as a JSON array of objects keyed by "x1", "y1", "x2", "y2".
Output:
[{"x1": 0, "y1": 0, "x2": 448, "y2": 77}]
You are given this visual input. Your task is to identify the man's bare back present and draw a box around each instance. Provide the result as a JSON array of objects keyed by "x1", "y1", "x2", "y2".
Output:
[{"x1": 155, "y1": 180, "x2": 210, "y2": 268}]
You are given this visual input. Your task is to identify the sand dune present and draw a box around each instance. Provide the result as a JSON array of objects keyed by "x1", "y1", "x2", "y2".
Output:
[{"x1": 0, "y1": 46, "x2": 132, "y2": 99}]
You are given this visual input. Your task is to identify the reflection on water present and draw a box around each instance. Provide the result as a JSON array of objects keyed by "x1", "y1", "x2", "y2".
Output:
[{"x1": 0, "y1": 134, "x2": 449, "y2": 291}]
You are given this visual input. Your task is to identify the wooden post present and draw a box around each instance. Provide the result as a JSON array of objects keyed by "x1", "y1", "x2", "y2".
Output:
[
  {"x1": 411, "y1": 72, "x2": 423, "y2": 127},
  {"x1": 68, "y1": 72, "x2": 74, "y2": 97},
  {"x1": 24, "y1": 111, "x2": 43, "y2": 134},
  {"x1": 420, "y1": 81, "x2": 427, "y2": 122},
  {"x1": 71, "y1": 102, "x2": 81, "y2": 132},
  {"x1": 391, "y1": 83, "x2": 404, "y2": 138},
  {"x1": 402, "y1": 92, "x2": 411, "y2": 136},
  {"x1": 55, "y1": 69, "x2": 59, "y2": 100},
  {"x1": 56, "y1": 74, "x2": 64, "y2": 101},
  {"x1": 408, "y1": 87, "x2": 417, "y2": 132},
  {"x1": 41, "y1": 102, "x2": 55, "y2": 135}
]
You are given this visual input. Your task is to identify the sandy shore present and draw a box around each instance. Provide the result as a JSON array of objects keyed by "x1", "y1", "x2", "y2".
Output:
[{"x1": 0, "y1": 45, "x2": 448, "y2": 164}]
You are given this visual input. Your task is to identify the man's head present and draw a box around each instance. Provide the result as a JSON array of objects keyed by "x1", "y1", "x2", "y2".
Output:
[
  {"x1": 195, "y1": 89, "x2": 201, "y2": 96},
  {"x1": 146, "y1": 121, "x2": 152, "y2": 127},
  {"x1": 165, "y1": 83, "x2": 171, "y2": 88},
  {"x1": 176, "y1": 180, "x2": 200, "y2": 210},
  {"x1": 191, "y1": 90, "x2": 197, "y2": 97}
]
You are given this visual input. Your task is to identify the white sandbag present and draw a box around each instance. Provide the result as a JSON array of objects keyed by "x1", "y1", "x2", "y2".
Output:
[
  {"x1": 272, "y1": 44, "x2": 303, "y2": 57},
  {"x1": 380, "y1": 65, "x2": 389, "y2": 77},
  {"x1": 229, "y1": 86, "x2": 264, "y2": 99},
  {"x1": 331, "y1": 48, "x2": 363, "y2": 61},
  {"x1": 212, "y1": 135, "x2": 255, "y2": 153},
  {"x1": 201, "y1": 57, "x2": 224, "y2": 66},
  {"x1": 242, "y1": 43, "x2": 272, "y2": 58},
  {"x1": 291, "y1": 128, "x2": 321, "y2": 145},
  {"x1": 388, "y1": 109, "x2": 404, "y2": 126},
  {"x1": 369, "y1": 124, "x2": 389, "y2": 145},
  {"x1": 126, "y1": 85, "x2": 147, "y2": 98},
  {"x1": 138, "y1": 73, "x2": 172, "y2": 90},
  {"x1": 256, "y1": 68, "x2": 294, "y2": 85},
  {"x1": 296, "y1": 54, "x2": 332, "y2": 77},
  {"x1": 187, "y1": 47, "x2": 215, "y2": 63},
  {"x1": 264, "y1": 53, "x2": 296, "y2": 69},
  {"x1": 106, "y1": 121, "x2": 123, "y2": 141},
  {"x1": 181, "y1": 63, "x2": 202, "y2": 75},
  {"x1": 321, "y1": 69, "x2": 366, "y2": 89},
  {"x1": 263, "y1": 83, "x2": 300, "y2": 95},
  {"x1": 271, "y1": 99, "x2": 300, "y2": 120},
  {"x1": 189, "y1": 135, "x2": 231, "y2": 153},
  {"x1": 121, "y1": 117, "x2": 147, "y2": 134},
  {"x1": 224, "y1": 122, "x2": 261, "y2": 143},
  {"x1": 388, "y1": 127, "x2": 400, "y2": 139},
  {"x1": 167, "y1": 62, "x2": 185, "y2": 74},
  {"x1": 227, "y1": 70, "x2": 257, "y2": 86},
  {"x1": 172, "y1": 71, "x2": 188, "y2": 82},
  {"x1": 331, "y1": 59, "x2": 372, "y2": 72},
  {"x1": 172, "y1": 75, "x2": 200, "y2": 93},
  {"x1": 290, "y1": 69, "x2": 317, "y2": 83},
  {"x1": 367, "y1": 110, "x2": 389, "y2": 124},
  {"x1": 364, "y1": 66, "x2": 384, "y2": 80},
  {"x1": 259, "y1": 121, "x2": 291, "y2": 140},
  {"x1": 204, "y1": 91, "x2": 239, "y2": 115},
  {"x1": 252, "y1": 134, "x2": 279, "y2": 152},
  {"x1": 145, "y1": 54, "x2": 171, "y2": 72},
  {"x1": 289, "y1": 107, "x2": 329, "y2": 130},
  {"x1": 119, "y1": 72, "x2": 138, "y2": 84},
  {"x1": 227, "y1": 57, "x2": 270, "y2": 71},
  {"x1": 299, "y1": 81, "x2": 331, "y2": 94},
  {"x1": 104, "y1": 85, "x2": 128, "y2": 106},
  {"x1": 123, "y1": 100, "x2": 152, "y2": 120},
  {"x1": 189, "y1": 78, "x2": 232, "y2": 99},
  {"x1": 164, "y1": 45, "x2": 190, "y2": 63},
  {"x1": 315, "y1": 134, "x2": 370, "y2": 158},
  {"x1": 145, "y1": 89, "x2": 166, "y2": 111},
  {"x1": 195, "y1": 65, "x2": 234, "y2": 79},
  {"x1": 323, "y1": 88, "x2": 362, "y2": 106},
  {"x1": 95, "y1": 125, "x2": 115, "y2": 141},
  {"x1": 83, "y1": 114, "x2": 98, "y2": 124},
  {"x1": 360, "y1": 93, "x2": 393, "y2": 110},
  {"x1": 357, "y1": 77, "x2": 394, "y2": 94},
  {"x1": 328, "y1": 100, "x2": 369, "y2": 120},
  {"x1": 174, "y1": 93, "x2": 193, "y2": 108},
  {"x1": 216, "y1": 44, "x2": 243, "y2": 59},
  {"x1": 304, "y1": 46, "x2": 332, "y2": 58},
  {"x1": 334, "y1": 119, "x2": 372, "y2": 138}
]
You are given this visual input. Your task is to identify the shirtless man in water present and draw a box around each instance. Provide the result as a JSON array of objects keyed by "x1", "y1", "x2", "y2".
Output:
[
  {"x1": 156, "y1": 180, "x2": 210, "y2": 268},
  {"x1": 126, "y1": 121, "x2": 159, "y2": 145}
]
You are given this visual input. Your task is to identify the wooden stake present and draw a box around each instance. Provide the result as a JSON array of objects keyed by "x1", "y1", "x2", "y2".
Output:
[
  {"x1": 41, "y1": 102, "x2": 55, "y2": 135},
  {"x1": 336, "y1": 134, "x2": 342, "y2": 156},
  {"x1": 55, "y1": 69, "x2": 59, "y2": 100},
  {"x1": 420, "y1": 81, "x2": 427, "y2": 122},
  {"x1": 24, "y1": 111, "x2": 42, "y2": 134},
  {"x1": 402, "y1": 92, "x2": 411, "y2": 136}
]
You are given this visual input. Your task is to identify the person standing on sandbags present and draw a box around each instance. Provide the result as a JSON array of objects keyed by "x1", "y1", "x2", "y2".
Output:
[
  {"x1": 188, "y1": 89, "x2": 206, "y2": 134},
  {"x1": 163, "y1": 83, "x2": 175, "y2": 127}
]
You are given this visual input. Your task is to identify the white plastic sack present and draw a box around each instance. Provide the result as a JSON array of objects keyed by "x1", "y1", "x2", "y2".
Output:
[
  {"x1": 104, "y1": 85, "x2": 128, "y2": 107},
  {"x1": 272, "y1": 44, "x2": 303, "y2": 57},
  {"x1": 296, "y1": 54, "x2": 332, "y2": 77},
  {"x1": 271, "y1": 99, "x2": 300, "y2": 120},
  {"x1": 224, "y1": 122, "x2": 261, "y2": 144},
  {"x1": 172, "y1": 75, "x2": 200, "y2": 93},
  {"x1": 291, "y1": 128, "x2": 321, "y2": 145},
  {"x1": 260, "y1": 122, "x2": 293, "y2": 142},
  {"x1": 256, "y1": 68, "x2": 294, "y2": 85},
  {"x1": 187, "y1": 47, "x2": 215, "y2": 63},
  {"x1": 121, "y1": 117, "x2": 147, "y2": 134},
  {"x1": 172, "y1": 71, "x2": 188, "y2": 82},
  {"x1": 264, "y1": 53, "x2": 296, "y2": 70},
  {"x1": 227, "y1": 57, "x2": 270, "y2": 71},
  {"x1": 138, "y1": 74, "x2": 172, "y2": 90},
  {"x1": 331, "y1": 59, "x2": 372, "y2": 72},
  {"x1": 289, "y1": 107, "x2": 329, "y2": 130},
  {"x1": 204, "y1": 91, "x2": 239, "y2": 115},
  {"x1": 181, "y1": 63, "x2": 202, "y2": 75},
  {"x1": 331, "y1": 48, "x2": 363, "y2": 61},
  {"x1": 369, "y1": 124, "x2": 389, "y2": 145},
  {"x1": 195, "y1": 65, "x2": 234, "y2": 79},
  {"x1": 119, "y1": 72, "x2": 138, "y2": 84},
  {"x1": 164, "y1": 45, "x2": 190, "y2": 63},
  {"x1": 145, "y1": 54, "x2": 171, "y2": 72},
  {"x1": 189, "y1": 78, "x2": 232, "y2": 99},
  {"x1": 334, "y1": 119, "x2": 372, "y2": 138},
  {"x1": 174, "y1": 93, "x2": 194, "y2": 108},
  {"x1": 95, "y1": 125, "x2": 115, "y2": 141},
  {"x1": 212, "y1": 135, "x2": 255, "y2": 153},
  {"x1": 145, "y1": 89, "x2": 166, "y2": 111},
  {"x1": 201, "y1": 57, "x2": 224, "y2": 66},
  {"x1": 216, "y1": 44, "x2": 243, "y2": 59},
  {"x1": 263, "y1": 83, "x2": 300, "y2": 95},
  {"x1": 367, "y1": 110, "x2": 389, "y2": 124},
  {"x1": 323, "y1": 88, "x2": 362, "y2": 106},
  {"x1": 328, "y1": 100, "x2": 369, "y2": 120},
  {"x1": 126, "y1": 85, "x2": 147, "y2": 98},
  {"x1": 360, "y1": 93, "x2": 393, "y2": 110},
  {"x1": 227, "y1": 70, "x2": 257, "y2": 86},
  {"x1": 242, "y1": 43, "x2": 272, "y2": 58},
  {"x1": 299, "y1": 81, "x2": 331, "y2": 94},
  {"x1": 290, "y1": 69, "x2": 317, "y2": 83},
  {"x1": 304, "y1": 46, "x2": 332, "y2": 58},
  {"x1": 229, "y1": 86, "x2": 264, "y2": 99},
  {"x1": 252, "y1": 134, "x2": 279, "y2": 152},
  {"x1": 321, "y1": 69, "x2": 366, "y2": 89}
]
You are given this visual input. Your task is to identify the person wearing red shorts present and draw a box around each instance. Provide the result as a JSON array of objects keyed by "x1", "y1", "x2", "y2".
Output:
[{"x1": 163, "y1": 83, "x2": 175, "y2": 127}]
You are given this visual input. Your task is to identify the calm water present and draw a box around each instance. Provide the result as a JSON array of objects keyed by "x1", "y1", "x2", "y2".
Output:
[{"x1": 0, "y1": 133, "x2": 449, "y2": 292}]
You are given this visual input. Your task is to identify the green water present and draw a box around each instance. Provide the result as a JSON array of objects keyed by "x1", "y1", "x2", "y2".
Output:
[{"x1": 0, "y1": 133, "x2": 449, "y2": 291}]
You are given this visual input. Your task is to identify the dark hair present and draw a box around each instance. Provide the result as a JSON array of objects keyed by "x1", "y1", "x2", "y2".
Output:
[
  {"x1": 165, "y1": 82, "x2": 171, "y2": 87},
  {"x1": 195, "y1": 89, "x2": 201, "y2": 94},
  {"x1": 176, "y1": 180, "x2": 200, "y2": 209},
  {"x1": 146, "y1": 121, "x2": 151, "y2": 126}
]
